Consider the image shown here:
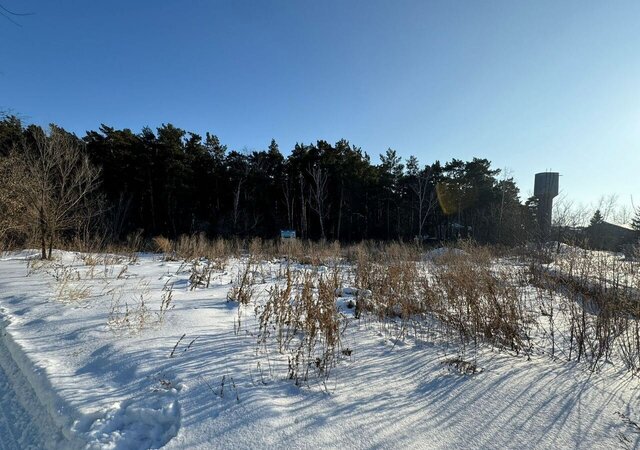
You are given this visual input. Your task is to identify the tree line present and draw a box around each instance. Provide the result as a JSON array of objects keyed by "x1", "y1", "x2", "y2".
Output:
[{"x1": 0, "y1": 114, "x2": 543, "y2": 252}]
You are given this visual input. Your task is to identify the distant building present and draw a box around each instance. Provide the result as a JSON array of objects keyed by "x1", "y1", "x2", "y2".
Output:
[{"x1": 586, "y1": 221, "x2": 637, "y2": 252}]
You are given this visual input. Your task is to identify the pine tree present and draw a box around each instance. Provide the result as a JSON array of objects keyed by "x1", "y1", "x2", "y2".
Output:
[{"x1": 590, "y1": 209, "x2": 604, "y2": 227}]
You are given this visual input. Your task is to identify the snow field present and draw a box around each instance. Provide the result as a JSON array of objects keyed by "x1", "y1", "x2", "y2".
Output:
[{"x1": 0, "y1": 249, "x2": 638, "y2": 449}]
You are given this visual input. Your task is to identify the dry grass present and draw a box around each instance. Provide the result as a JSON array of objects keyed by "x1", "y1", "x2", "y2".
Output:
[
  {"x1": 347, "y1": 240, "x2": 530, "y2": 357},
  {"x1": 246, "y1": 239, "x2": 531, "y2": 372},
  {"x1": 188, "y1": 260, "x2": 217, "y2": 290},
  {"x1": 227, "y1": 258, "x2": 256, "y2": 305},
  {"x1": 529, "y1": 245, "x2": 640, "y2": 371},
  {"x1": 428, "y1": 249, "x2": 529, "y2": 356},
  {"x1": 107, "y1": 280, "x2": 152, "y2": 332},
  {"x1": 256, "y1": 264, "x2": 344, "y2": 388},
  {"x1": 19, "y1": 234, "x2": 640, "y2": 377},
  {"x1": 153, "y1": 236, "x2": 175, "y2": 260}
]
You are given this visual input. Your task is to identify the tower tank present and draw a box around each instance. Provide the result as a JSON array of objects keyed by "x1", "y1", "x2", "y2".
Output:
[{"x1": 534, "y1": 172, "x2": 559, "y2": 238}]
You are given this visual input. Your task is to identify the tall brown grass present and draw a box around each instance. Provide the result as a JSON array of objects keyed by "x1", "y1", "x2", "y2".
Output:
[
  {"x1": 530, "y1": 245, "x2": 640, "y2": 371},
  {"x1": 257, "y1": 264, "x2": 343, "y2": 388}
]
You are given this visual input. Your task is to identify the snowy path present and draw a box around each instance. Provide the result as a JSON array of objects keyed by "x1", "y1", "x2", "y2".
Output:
[
  {"x1": 0, "y1": 362, "x2": 24, "y2": 450},
  {"x1": 0, "y1": 329, "x2": 50, "y2": 450},
  {"x1": 0, "y1": 363, "x2": 42, "y2": 450}
]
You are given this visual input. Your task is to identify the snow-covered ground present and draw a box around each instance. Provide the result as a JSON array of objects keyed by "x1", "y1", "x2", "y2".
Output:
[
  {"x1": 0, "y1": 340, "x2": 49, "y2": 450},
  {"x1": 0, "y1": 250, "x2": 639, "y2": 449}
]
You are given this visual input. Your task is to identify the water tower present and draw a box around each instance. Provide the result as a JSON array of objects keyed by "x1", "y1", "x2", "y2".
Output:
[{"x1": 534, "y1": 172, "x2": 559, "y2": 237}]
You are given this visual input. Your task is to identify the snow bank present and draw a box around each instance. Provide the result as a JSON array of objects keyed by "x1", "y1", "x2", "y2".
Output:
[
  {"x1": 0, "y1": 317, "x2": 82, "y2": 449},
  {"x1": 1, "y1": 313, "x2": 181, "y2": 450}
]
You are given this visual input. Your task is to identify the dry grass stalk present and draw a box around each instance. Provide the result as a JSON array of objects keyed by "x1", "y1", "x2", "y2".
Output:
[
  {"x1": 257, "y1": 265, "x2": 344, "y2": 387},
  {"x1": 227, "y1": 258, "x2": 256, "y2": 305}
]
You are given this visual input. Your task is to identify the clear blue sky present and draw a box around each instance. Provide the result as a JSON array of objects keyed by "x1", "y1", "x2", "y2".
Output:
[{"x1": 1, "y1": 0, "x2": 639, "y2": 211}]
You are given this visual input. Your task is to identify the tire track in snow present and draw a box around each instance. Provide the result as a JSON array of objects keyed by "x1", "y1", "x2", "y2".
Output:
[
  {"x1": 0, "y1": 342, "x2": 47, "y2": 450},
  {"x1": 0, "y1": 313, "x2": 75, "y2": 450}
]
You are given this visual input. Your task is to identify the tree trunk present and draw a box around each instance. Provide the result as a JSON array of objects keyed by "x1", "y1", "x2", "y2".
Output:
[
  {"x1": 233, "y1": 179, "x2": 244, "y2": 233},
  {"x1": 299, "y1": 175, "x2": 307, "y2": 239},
  {"x1": 318, "y1": 212, "x2": 325, "y2": 241},
  {"x1": 39, "y1": 207, "x2": 47, "y2": 259},
  {"x1": 337, "y1": 183, "x2": 344, "y2": 241},
  {"x1": 40, "y1": 232, "x2": 47, "y2": 260},
  {"x1": 418, "y1": 192, "x2": 423, "y2": 241},
  {"x1": 148, "y1": 170, "x2": 156, "y2": 232}
]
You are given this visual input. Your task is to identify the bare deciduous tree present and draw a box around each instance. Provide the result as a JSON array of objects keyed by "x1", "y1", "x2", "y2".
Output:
[
  {"x1": 409, "y1": 165, "x2": 436, "y2": 241},
  {"x1": 308, "y1": 166, "x2": 329, "y2": 240},
  {"x1": 12, "y1": 127, "x2": 101, "y2": 259},
  {"x1": 232, "y1": 176, "x2": 246, "y2": 232},
  {"x1": 0, "y1": 147, "x2": 27, "y2": 244},
  {"x1": 0, "y1": 2, "x2": 34, "y2": 27},
  {"x1": 299, "y1": 173, "x2": 308, "y2": 238},
  {"x1": 281, "y1": 175, "x2": 294, "y2": 229},
  {"x1": 553, "y1": 193, "x2": 590, "y2": 229},
  {"x1": 593, "y1": 194, "x2": 619, "y2": 223}
]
